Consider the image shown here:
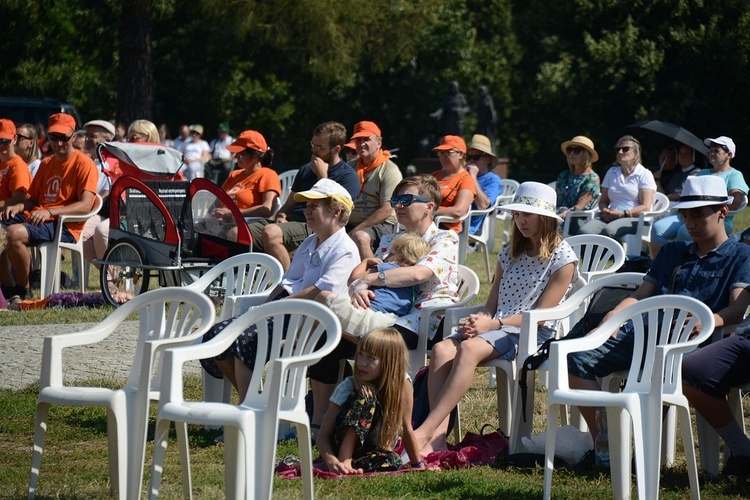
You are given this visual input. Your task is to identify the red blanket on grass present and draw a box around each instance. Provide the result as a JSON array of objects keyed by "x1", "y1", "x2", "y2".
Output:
[{"x1": 276, "y1": 429, "x2": 508, "y2": 479}]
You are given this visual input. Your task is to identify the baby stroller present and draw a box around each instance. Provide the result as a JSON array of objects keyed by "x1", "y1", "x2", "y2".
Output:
[{"x1": 95, "y1": 142, "x2": 252, "y2": 306}]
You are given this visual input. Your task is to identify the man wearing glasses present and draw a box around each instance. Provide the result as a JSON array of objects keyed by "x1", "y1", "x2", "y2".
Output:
[
  {"x1": 0, "y1": 119, "x2": 32, "y2": 213},
  {"x1": 248, "y1": 121, "x2": 359, "y2": 270},
  {"x1": 346, "y1": 121, "x2": 403, "y2": 259},
  {"x1": 465, "y1": 134, "x2": 501, "y2": 236},
  {"x1": 0, "y1": 113, "x2": 98, "y2": 302}
]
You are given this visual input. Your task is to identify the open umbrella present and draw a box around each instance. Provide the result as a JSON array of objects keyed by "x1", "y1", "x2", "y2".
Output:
[{"x1": 625, "y1": 120, "x2": 709, "y2": 157}]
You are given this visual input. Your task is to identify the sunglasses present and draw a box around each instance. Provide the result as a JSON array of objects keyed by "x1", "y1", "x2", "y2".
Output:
[
  {"x1": 16, "y1": 135, "x2": 31, "y2": 141},
  {"x1": 238, "y1": 148, "x2": 262, "y2": 158},
  {"x1": 436, "y1": 150, "x2": 460, "y2": 158},
  {"x1": 48, "y1": 133, "x2": 73, "y2": 142},
  {"x1": 566, "y1": 146, "x2": 584, "y2": 154},
  {"x1": 614, "y1": 146, "x2": 632, "y2": 153},
  {"x1": 0, "y1": 138, "x2": 12, "y2": 145},
  {"x1": 466, "y1": 154, "x2": 484, "y2": 161},
  {"x1": 390, "y1": 194, "x2": 431, "y2": 207}
]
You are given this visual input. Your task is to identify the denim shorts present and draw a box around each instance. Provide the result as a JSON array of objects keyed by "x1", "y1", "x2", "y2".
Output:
[
  {"x1": 2, "y1": 214, "x2": 75, "y2": 245},
  {"x1": 567, "y1": 321, "x2": 635, "y2": 380}
]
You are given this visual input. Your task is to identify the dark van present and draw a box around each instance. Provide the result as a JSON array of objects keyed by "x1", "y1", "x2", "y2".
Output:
[{"x1": 0, "y1": 97, "x2": 81, "y2": 127}]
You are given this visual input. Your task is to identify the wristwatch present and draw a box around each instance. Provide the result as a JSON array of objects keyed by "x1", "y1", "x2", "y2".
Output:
[{"x1": 378, "y1": 271, "x2": 387, "y2": 286}]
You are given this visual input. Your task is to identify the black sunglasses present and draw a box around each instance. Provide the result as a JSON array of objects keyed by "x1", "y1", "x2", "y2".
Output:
[
  {"x1": 0, "y1": 138, "x2": 12, "y2": 145},
  {"x1": 390, "y1": 194, "x2": 430, "y2": 207},
  {"x1": 466, "y1": 154, "x2": 484, "y2": 161},
  {"x1": 48, "y1": 133, "x2": 73, "y2": 143},
  {"x1": 614, "y1": 146, "x2": 632, "y2": 153},
  {"x1": 566, "y1": 146, "x2": 584, "y2": 154},
  {"x1": 16, "y1": 135, "x2": 31, "y2": 141}
]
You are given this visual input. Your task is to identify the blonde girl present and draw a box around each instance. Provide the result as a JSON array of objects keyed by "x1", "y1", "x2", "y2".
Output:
[
  {"x1": 414, "y1": 182, "x2": 578, "y2": 454},
  {"x1": 317, "y1": 328, "x2": 422, "y2": 474}
]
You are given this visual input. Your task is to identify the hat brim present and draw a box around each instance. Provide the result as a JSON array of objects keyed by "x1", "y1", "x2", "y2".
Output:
[
  {"x1": 467, "y1": 146, "x2": 497, "y2": 159},
  {"x1": 560, "y1": 140, "x2": 599, "y2": 163},
  {"x1": 350, "y1": 131, "x2": 375, "y2": 140},
  {"x1": 498, "y1": 203, "x2": 563, "y2": 221},
  {"x1": 0, "y1": 132, "x2": 14, "y2": 140},
  {"x1": 293, "y1": 192, "x2": 328, "y2": 202},
  {"x1": 671, "y1": 197, "x2": 733, "y2": 210}
]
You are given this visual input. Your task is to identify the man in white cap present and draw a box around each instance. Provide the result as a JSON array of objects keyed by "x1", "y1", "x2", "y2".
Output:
[
  {"x1": 702, "y1": 136, "x2": 748, "y2": 217},
  {"x1": 567, "y1": 175, "x2": 750, "y2": 463}
]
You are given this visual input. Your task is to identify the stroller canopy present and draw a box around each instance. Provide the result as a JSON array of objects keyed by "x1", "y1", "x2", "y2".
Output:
[{"x1": 98, "y1": 142, "x2": 184, "y2": 176}]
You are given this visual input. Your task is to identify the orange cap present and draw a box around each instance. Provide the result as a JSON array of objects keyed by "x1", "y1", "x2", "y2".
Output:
[
  {"x1": 432, "y1": 135, "x2": 467, "y2": 154},
  {"x1": 350, "y1": 121, "x2": 381, "y2": 140},
  {"x1": 48, "y1": 113, "x2": 76, "y2": 135},
  {"x1": 344, "y1": 141, "x2": 356, "y2": 150},
  {"x1": 0, "y1": 119, "x2": 16, "y2": 140},
  {"x1": 227, "y1": 130, "x2": 268, "y2": 153}
]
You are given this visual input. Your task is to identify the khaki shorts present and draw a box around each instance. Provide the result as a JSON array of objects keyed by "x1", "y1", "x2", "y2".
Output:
[{"x1": 247, "y1": 218, "x2": 310, "y2": 253}]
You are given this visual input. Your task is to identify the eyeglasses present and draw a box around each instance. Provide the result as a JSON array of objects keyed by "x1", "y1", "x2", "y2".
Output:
[
  {"x1": 48, "y1": 133, "x2": 73, "y2": 143},
  {"x1": 390, "y1": 194, "x2": 431, "y2": 207},
  {"x1": 709, "y1": 145, "x2": 729, "y2": 153},
  {"x1": 566, "y1": 146, "x2": 584, "y2": 154},
  {"x1": 0, "y1": 138, "x2": 12, "y2": 145},
  {"x1": 466, "y1": 154, "x2": 484, "y2": 161},
  {"x1": 16, "y1": 135, "x2": 31, "y2": 141},
  {"x1": 614, "y1": 146, "x2": 632, "y2": 153},
  {"x1": 436, "y1": 150, "x2": 460, "y2": 158},
  {"x1": 127, "y1": 134, "x2": 147, "y2": 143},
  {"x1": 238, "y1": 149, "x2": 261, "y2": 159},
  {"x1": 310, "y1": 141, "x2": 329, "y2": 151}
]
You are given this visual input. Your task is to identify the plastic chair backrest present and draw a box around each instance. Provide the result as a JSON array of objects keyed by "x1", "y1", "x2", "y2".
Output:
[
  {"x1": 279, "y1": 169, "x2": 298, "y2": 207},
  {"x1": 565, "y1": 234, "x2": 626, "y2": 282},
  {"x1": 729, "y1": 193, "x2": 748, "y2": 217},
  {"x1": 500, "y1": 179, "x2": 520, "y2": 201}
]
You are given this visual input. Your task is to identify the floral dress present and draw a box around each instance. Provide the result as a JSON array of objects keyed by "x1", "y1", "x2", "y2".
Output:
[
  {"x1": 329, "y1": 377, "x2": 402, "y2": 472},
  {"x1": 555, "y1": 170, "x2": 600, "y2": 211}
]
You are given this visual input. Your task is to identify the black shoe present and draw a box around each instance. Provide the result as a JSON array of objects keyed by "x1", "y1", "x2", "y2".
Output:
[
  {"x1": 722, "y1": 454, "x2": 750, "y2": 479},
  {"x1": 573, "y1": 449, "x2": 596, "y2": 473}
]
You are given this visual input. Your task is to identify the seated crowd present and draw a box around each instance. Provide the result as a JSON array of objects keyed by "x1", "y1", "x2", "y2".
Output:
[{"x1": 5, "y1": 113, "x2": 750, "y2": 487}]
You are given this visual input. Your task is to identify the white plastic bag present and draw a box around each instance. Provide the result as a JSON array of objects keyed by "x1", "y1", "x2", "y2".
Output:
[{"x1": 521, "y1": 425, "x2": 593, "y2": 465}]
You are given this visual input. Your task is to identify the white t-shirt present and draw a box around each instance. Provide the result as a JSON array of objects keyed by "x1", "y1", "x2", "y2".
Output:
[
  {"x1": 184, "y1": 140, "x2": 210, "y2": 163},
  {"x1": 210, "y1": 135, "x2": 234, "y2": 161},
  {"x1": 602, "y1": 163, "x2": 656, "y2": 211}
]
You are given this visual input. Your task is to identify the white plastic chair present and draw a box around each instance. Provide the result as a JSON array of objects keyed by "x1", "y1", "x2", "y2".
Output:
[
  {"x1": 508, "y1": 272, "x2": 645, "y2": 455},
  {"x1": 37, "y1": 194, "x2": 103, "y2": 297},
  {"x1": 467, "y1": 195, "x2": 503, "y2": 280},
  {"x1": 28, "y1": 288, "x2": 215, "y2": 500},
  {"x1": 148, "y1": 299, "x2": 341, "y2": 500},
  {"x1": 542, "y1": 294, "x2": 714, "y2": 500},
  {"x1": 408, "y1": 264, "x2": 480, "y2": 378},
  {"x1": 561, "y1": 194, "x2": 601, "y2": 237},
  {"x1": 565, "y1": 234, "x2": 626, "y2": 283},
  {"x1": 728, "y1": 193, "x2": 748, "y2": 217},
  {"x1": 496, "y1": 179, "x2": 520, "y2": 246},
  {"x1": 621, "y1": 191, "x2": 670, "y2": 256},
  {"x1": 185, "y1": 253, "x2": 284, "y2": 406},
  {"x1": 278, "y1": 169, "x2": 298, "y2": 207},
  {"x1": 434, "y1": 211, "x2": 472, "y2": 266}
]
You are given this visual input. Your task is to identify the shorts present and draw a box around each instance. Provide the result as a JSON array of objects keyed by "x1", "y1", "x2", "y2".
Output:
[
  {"x1": 2, "y1": 214, "x2": 75, "y2": 245},
  {"x1": 246, "y1": 219, "x2": 310, "y2": 253},
  {"x1": 447, "y1": 324, "x2": 555, "y2": 361},
  {"x1": 567, "y1": 321, "x2": 635, "y2": 381},
  {"x1": 346, "y1": 222, "x2": 397, "y2": 253},
  {"x1": 683, "y1": 336, "x2": 750, "y2": 398}
]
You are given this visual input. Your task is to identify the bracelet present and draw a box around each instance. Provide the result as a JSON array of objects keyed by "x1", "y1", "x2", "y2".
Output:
[
  {"x1": 498, "y1": 318, "x2": 504, "y2": 329},
  {"x1": 47, "y1": 208, "x2": 54, "y2": 217},
  {"x1": 624, "y1": 209, "x2": 631, "y2": 218},
  {"x1": 410, "y1": 460, "x2": 424, "y2": 468}
]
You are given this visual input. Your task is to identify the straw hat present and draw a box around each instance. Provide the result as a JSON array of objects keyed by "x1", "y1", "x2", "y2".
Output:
[
  {"x1": 467, "y1": 134, "x2": 496, "y2": 158},
  {"x1": 498, "y1": 181, "x2": 562, "y2": 221},
  {"x1": 560, "y1": 135, "x2": 598, "y2": 163},
  {"x1": 671, "y1": 176, "x2": 733, "y2": 209}
]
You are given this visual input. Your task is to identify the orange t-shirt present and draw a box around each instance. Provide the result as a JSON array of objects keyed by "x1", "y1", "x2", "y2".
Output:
[
  {"x1": 0, "y1": 155, "x2": 31, "y2": 201},
  {"x1": 28, "y1": 149, "x2": 99, "y2": 241},
  {"x1": 221, "y1": 167, "x2": 281, "y2": 211},
  {"x1": 432, "y1": 169, "x2": 476, "y2": 233}
]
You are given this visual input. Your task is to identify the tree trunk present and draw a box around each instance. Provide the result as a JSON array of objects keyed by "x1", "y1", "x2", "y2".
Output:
[{"x1": 116, "y1": 0, "x2": 153, "y2": 125}]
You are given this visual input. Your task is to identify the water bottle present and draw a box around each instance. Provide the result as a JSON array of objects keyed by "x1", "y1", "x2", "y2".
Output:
[{"x1": 594, "y1": 407, "x2": 610, "y2": 468}]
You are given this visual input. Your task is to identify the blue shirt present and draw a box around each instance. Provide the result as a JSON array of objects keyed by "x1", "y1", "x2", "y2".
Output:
[
  {"x1": 644, "y1": 238, "x2": 750, "y2": 312},
  {"x1": 288, "y1": 159, "x2": 360, "y2": 221},
  {"x1": 469, "y1": 171, "x2": 502, "y2": 235},
  {"x1": 369, "y1": 262, "x2": 415, "y2": 315}
]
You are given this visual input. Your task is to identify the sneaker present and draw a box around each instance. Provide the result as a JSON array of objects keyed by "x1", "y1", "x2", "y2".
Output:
[{"x1": 722, "y1": 454, "x2": 750, "y2": 479}]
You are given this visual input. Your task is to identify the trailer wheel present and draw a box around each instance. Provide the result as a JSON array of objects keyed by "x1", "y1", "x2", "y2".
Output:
[{"x1": 100, "y1": 239, "x2": 150, "y2": 306}]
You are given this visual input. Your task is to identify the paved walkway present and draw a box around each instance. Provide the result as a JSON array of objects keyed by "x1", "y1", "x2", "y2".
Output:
[{"x1": 0, "y1": 321, "x2": 203, "y2": 391}]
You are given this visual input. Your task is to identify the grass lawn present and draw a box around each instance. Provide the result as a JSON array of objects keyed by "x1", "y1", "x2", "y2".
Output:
[{"x1": 2, "y1": 211, "x2": 750, "y2": 497}]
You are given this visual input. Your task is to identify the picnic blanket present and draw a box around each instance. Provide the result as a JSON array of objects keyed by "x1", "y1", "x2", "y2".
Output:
[{"x1": 276, "y1": 427, "x2": 508, "y2": 479}]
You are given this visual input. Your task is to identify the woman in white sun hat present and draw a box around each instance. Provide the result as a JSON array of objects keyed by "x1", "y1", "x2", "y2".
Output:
[{"x1": 414, "y1": 181, "x2": 579, "y2": 454}]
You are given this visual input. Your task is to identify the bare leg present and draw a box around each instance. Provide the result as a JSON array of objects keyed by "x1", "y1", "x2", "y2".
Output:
[
  {"x1": 683, "y1": 384, "x2": 734, "y2": 428},
  {"x1": 261, "y1": 224, "x2": 291, "y2": 271},
  {"x1": 415, "y1": 338, "x2": 496, "y2": 454},
  {"x1": 348, "y1": 230, "x2": 374, "y2": 260},
  {"x1": 5, "y1": 224, "x2": 31, "y2": 288},
  {"x1": 311, "y1": 379, "x2": 336, "y2": 440},
  {"x1": 0, "y1": 252, "x2": 15, "y2": 288},
  {"x1": 569, "y1": 374, "x2": 602, "y2": 440},
  {"x1": 215, "y1": 357, "x2": 238, "y2": 392},
  {"x1": 233, "y1": 358, "x2": 253, "y2": 402},
  {"x1": 649, "y1": 241, "x2": 662, "y2": 259}
]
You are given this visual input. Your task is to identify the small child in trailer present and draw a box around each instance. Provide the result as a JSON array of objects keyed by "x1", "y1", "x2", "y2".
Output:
[
  {"x1": 316, "y1": 327, "x2": 423, "y2": 474},
  {"x1": 325, "y1": 233, "x2": 430, "y2": 339}
]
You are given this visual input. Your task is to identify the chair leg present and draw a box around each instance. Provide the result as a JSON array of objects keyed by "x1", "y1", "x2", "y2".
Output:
[
  {"x1": 296, "y1": 422, "x2": 315, "y2": 500},
  {"x1": 224, "y1": 426, "x2": 243, "y2": 500},
  {"x1": 608, "y1": 406, "x2": 632, "y2": 500},
  {"x1": 148, "y1": 418, "x2": 172, "y2": 499},
  {"x1": 696, "y1": 413, "x2": 721, "y2": 476},
  {"x1": 662, "y1": 405, "x2": 676, "y2": 467},
  {"x1": 677, "y1": 405, "x2": 701, "y2": 500},
  {"x1": 175, "y1": 421, "x2": 193, "y2": 500},
  {"x1": 495, "y1": 368, "x2": 512, "y2": 435},
  {"x1": 28, "y1": 402, "x2": 50, "y2": 498},
  {"x1": 453, "y1": 404, "x2": 462, "y2": 444},
  {"x1": 543, "y1": 403, "x2": 561, "y2": 500},
  {"x1": 107, "y1": 407, "x2": 129, "y2": 499}
]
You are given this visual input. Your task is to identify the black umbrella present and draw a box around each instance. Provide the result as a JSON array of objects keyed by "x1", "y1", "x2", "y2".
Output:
[{"x1": 625, "y1": 120, "x2": 709, "y2": 157}]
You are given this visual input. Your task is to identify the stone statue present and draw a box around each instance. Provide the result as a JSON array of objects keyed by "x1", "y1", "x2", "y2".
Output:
[
  {"x1": 430, "y1": 81, "x2": 469, "y2": 136},
  {"x1": 475, "y1": 85, "x2": 497, "y2": 153}
]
